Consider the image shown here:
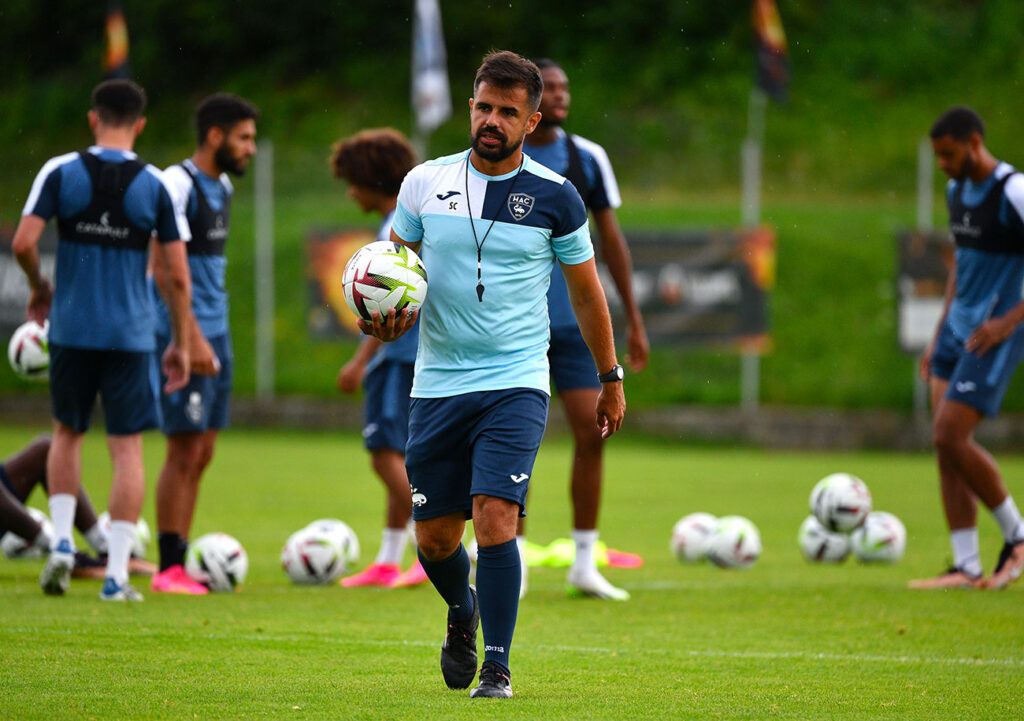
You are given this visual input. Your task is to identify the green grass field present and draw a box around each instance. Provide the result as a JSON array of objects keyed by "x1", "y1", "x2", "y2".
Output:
[{"x1": 0, "y1": 424, "x2": 1021, "y2": 719}]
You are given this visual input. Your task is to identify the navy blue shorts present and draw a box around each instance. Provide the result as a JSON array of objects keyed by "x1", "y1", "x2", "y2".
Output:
[
  {"x1": 156, "y1": 333, "x2": 233, "y2": 434},
  {"x1": 50, "y1": 343, "x2": 160, "y2": 435},
  {"x1": 362, "y1": 360, "x2": 414, "y2": 453},
  {"x1": 930, "y1": 319, "x2": 1024, "y2": 417},
  {"x1": 549, "y1": 325, "x2": 600, "y2": 392},
  {"x1": 405, "y1": 389, "x2": 549, "y2": 521}
]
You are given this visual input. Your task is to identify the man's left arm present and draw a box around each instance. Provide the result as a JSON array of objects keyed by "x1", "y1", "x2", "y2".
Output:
[
  {"x1": 562, "y1": 258, "x2": 625, "y2": 438},
  {"x1": 592, "y1": 207, "x2": 649, "y2": 371}
]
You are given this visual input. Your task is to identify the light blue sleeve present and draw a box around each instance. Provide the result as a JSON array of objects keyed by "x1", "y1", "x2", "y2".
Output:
[{"x1": 391, "y1": 167, "x2": 425, "y2": 244}]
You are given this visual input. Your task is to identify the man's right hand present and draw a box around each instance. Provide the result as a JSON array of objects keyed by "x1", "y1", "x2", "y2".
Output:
[
  {"x1": 27, "y1": 279, "x2": 53, "y2": 326},
  {"x1": 190, "y1": 331, "x2": 220, "y2": 376},
  {"x1": 337, "y1": 359, "x2": 365, "y2": 394},
  {"x1": 162, "y1": 343, "x2": 191, "y2": 394},
  {"x1": 357, "y1": 308, "x2": 418, "y2": 343}
]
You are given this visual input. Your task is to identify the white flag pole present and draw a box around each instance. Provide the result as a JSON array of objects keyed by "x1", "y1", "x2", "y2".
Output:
[{"x1": 411, "y1": 0, "x2": 451, "y2": 158}]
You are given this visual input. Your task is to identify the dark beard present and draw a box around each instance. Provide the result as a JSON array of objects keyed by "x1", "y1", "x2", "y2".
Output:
[
  {"x1": 215, "y1": 144, "x2": 246, "y2": 177},
  {"x1": 470, "y1": 128, "x2": 523, "y2": 163}
]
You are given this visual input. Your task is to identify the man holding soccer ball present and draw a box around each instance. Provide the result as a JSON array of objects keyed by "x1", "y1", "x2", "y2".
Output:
[
  {"x1": 11, "y1": 79, "x2": 192, "y2": 601},
  {"x1": 911, "y1": 106, "x2": 1024, "y2": 590},
  {"x1": 148, "y1": 94, "x2": 259, "y2": 595},
  {"x1": 362, "y1": 51, "x2": 625, "y2": 699}
]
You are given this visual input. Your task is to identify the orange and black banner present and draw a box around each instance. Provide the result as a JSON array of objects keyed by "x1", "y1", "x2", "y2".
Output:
[
  {"x1": 752, "y1": 0, "x2": 790, "y2": 102},
  {"x1": 103, "y1": 2, "x2": 131, "y2": 79}
]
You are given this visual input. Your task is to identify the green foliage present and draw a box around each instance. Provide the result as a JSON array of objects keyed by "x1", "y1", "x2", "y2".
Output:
[
  {"x1": 0, "y1": 425, "x2": 1022, "y2": 719},
  {"x1": 4, "y1": 1, "x2": 1024, "y2": 410}
]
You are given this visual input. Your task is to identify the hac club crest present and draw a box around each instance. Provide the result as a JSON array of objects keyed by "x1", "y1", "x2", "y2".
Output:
[{"x1": 507, "y1": 193, "x2": 534, "y2": 222}]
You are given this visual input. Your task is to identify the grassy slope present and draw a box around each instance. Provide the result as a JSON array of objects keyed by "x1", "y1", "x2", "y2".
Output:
[{"x1": 0, "y1": 424, "x2": 1021, "y2": 719}]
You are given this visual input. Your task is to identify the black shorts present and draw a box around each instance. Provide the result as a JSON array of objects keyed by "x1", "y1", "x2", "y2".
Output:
[{"x1": 50, "y1": 343, "x2": 160, "y2": 435}]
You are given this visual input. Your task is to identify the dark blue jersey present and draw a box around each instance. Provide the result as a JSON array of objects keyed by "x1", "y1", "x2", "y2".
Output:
[
  {"x1": 22, "y1": 146, "x2": 189, "y2": 352},
  {"x1": 523, "y1": 130, "x2": 621, "y2": 329},
  {"x1": 945, "y1": 162, "x2": 1024, "y2": 340}
]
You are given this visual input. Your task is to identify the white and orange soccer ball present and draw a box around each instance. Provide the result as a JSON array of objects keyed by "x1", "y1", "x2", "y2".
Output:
[
  {"x1": 7, "y1": 320, "x2": 49, "y2": 381},
  {"x1": 342, "y1": 241, "x2": 427, "y2": 322}
]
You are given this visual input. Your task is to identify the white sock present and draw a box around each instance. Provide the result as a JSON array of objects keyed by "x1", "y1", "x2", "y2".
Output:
[
  {"x1": 572, "y1": 529, "x2": 599, "y2": 572},
  {"x1": 950, "y1": 528, "x2": 982, "y2": 577},
  {"x1": 48, "y1": 494, "x2": 77, "y2": 554},
  {"x1": 991, "y1": 496, "x2": 1024, "y2": 543},
  {"x1": 84, "y1": 523, "x2": 109, "y2": 555},
  {"x1": 375, "y1": 527, "x2": 407, "y2": 566},
  {"x1": 516, "y1": 535, "x2": 528, "y2": 599},
  {"x1": 106, "y1": 520, "x2": 136, "y2": 585}
]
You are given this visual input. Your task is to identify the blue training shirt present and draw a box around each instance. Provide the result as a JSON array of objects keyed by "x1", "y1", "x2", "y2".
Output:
[
  {"x1": 945, "y1": 162, "x2": 1024, "y2": 341},
  {"x1": 523, "y1": 129, "x2": 622, "y2": 329},
  {"x1": 153, "y1": 159, "x2": 232, "y2": 339},
  {"x1": 22, "y1": 146, "x2": 189, "y2": 352},
  {"x1": 366, "y1": 208, "x2": 419, "y2": 372},
  {"x1": 392, "y1": 149, "x2": 593, "y2": 397}
]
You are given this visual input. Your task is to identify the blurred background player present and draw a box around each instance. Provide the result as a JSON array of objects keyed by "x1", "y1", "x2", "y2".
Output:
[
  {"x1": 0, "y1": 434, "x2": 109, "y2": 574},
  {"x1": 331, "y1": 128, "x2": 427, "y2": 588},
  {"x1": 520, "y1": 58, "x2": 649, "y2": 600},
  {"x1": 369, "y1": 51, "x2": 625, "y2": 698},
  {"x1": 12, "y1": 79, "x2": 192, "y2": 601},
  {"x1": 149, "y1": 93, "x2": 259, "y2": 595},
  {"x1": 911, "y1": 106, "x2": 1024, "y2": 590}
]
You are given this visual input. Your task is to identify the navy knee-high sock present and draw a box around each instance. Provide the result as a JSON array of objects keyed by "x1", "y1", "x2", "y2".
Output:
[
  {"x1": 418, "y1": 544, "x2": 475, "y2": 621},
  {"x1": 475, "y1": 538, "x2": 520, "y2": 674}
]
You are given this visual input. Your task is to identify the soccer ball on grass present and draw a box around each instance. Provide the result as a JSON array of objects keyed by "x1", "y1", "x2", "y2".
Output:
[
  {"x1": 281, "y1": 521, "x2": 359, "y2": 584},
  {"x1": 797, "y1": 514, "x2": 851, "y2": 563},
  {"x1": 810, "y1": 473, "x2": 872, "y2": 533},
  {"x1": 185, "y1": 532, "x2": 248, "y2": 591},
  {"x1": 706, "y1": 515, "x2": 762, "y2": 569},
  {"x1": 670, "y1": 512, "x2": 717, "y2": 563},
  {"x1": 1, "y1": 507, "x2": 52, "y2": 559},
  {"x1": 851, "y1": 511, "x2": 906, "y2": 563}
]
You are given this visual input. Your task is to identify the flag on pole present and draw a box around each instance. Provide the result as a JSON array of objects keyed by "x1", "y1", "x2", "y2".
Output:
[
  {"x1": 411, "y1": 0, "x2": 451, "y2": 134},
  {"x1": 103, "y1": 2, "x2": 131, "y2": 79},
  {"x1": 752, "y1": 0, "x2": 789, "y2": 103}
]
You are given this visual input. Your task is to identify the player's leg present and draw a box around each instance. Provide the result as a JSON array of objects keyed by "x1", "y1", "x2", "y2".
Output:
[
  {"x1": 0, "y1": 434, "x2": 53, "y2": 550},
  {"x1": 151, "y1": 432, "x2": 211, "y2": 594},
  {"x1": 405, "y1": 394, "x2": 479, "y2": 689},
  {"x1": 102, "y1": 432, "x2": 146, "y2": 600},
  {"x1": 39, "y1": 421, "x2": 85, "y2": 595},
  {"x1": 341, "y1": 448, "x2": 409, "y2": 587},
  {"x1": 179, "y1": 430, "x2": 218, "y2": 536},
  {"x1": 467, "y1": 389, "x2": 548, "y2": 699}
]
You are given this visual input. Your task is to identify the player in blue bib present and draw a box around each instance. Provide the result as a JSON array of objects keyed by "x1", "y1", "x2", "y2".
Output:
[
  {"x1": 148, "y1": 94, "x2": 259, "y2": 595},
  {"x1": 12, "y1": 80, "x2": 192, "y2": 601},
  {"x1": 331, "y1": 128, "x2": 427, "y2": 589},
  {"x1": 911, "y1": 106, "x2": 1024, "y2": 591},
  {"x1": 521, "y1": 58, "x2": 650, "y2": 601},
  {"x1": 364, "y1": 51, "x2": 625, "y2": 700}
]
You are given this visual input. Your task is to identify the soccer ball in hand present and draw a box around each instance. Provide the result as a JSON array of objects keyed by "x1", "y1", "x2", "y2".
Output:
[
  {"x1": 342, "y1": 241, "x2": 427, "y2": 322},
  {"x1": 1, "y1": 507, "x2": 52, "y2": 559},
  {"x1": 281, "y1": 524, "x2": 356, "y2": 584},
  {"x1": 810, "y1": 473, "x2": 872, "y2": 533},
  {"x1": 670, "y1": 512, "x2": 717, "y2": 563},
  {"x1": 96, "y1": 511, "x2": 150, "y2": 558},
  {"x1": 851, "y1": 511, "x2": 906, "y2": 563},
  {"x1": 706, "y1": 515, "x2": 762, "y2": 569},
  {"x1": 185, "y1": 532, "x2": 248, "y2": 591},
  {"x1": 8, "y1": 320, "x2": 49, "y2": 381},
  {"x1": 798, "y1": 514, "x2": 851, "y2": 563}
]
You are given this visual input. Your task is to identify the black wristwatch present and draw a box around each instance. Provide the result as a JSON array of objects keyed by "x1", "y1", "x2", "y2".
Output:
[{"x1": 598, "y1": 364, "x2": 625, "y2": 383}]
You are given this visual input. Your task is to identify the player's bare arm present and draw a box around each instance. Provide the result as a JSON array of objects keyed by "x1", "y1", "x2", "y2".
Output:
[
  {"x1": 561, "y1": 257, "x2": 626, "y2": 437},
  {"x1": 966, "y1": 300, "x2": 1024, "y2": 356},
  {"x1": 11, "y1": 214, "x2": 53, "y2": 325},
  {"x1": 337, "y1": 337, "x2": 382, "y2": 393},
  {"x1": 592, "y1": 207, "x2": 649, "y2": 371},
  {"x1": 148, "y1": 237, "x2": 219, "y2": 376},
  {"x1": 158, "y1": 239, "x2": 193, "y2": 393},
  {"x1": 919, "y1": 265, "x2": 957, "y2": 381}
]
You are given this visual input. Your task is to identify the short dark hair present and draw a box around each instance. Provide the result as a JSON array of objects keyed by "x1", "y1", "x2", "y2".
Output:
[
  {"x1": 532, "y1": 58, "x2": 562, "y2": 72},
  {"x1": 330, "y1": 128, "x2": 416, "y2": 196},
  {"x1": 474, "y1": 51, "x2": 543, "y2": 112},
  {"x1": 195, "y1": 93, "x2": 260, "y2": 146},
  {"x1": 930, "y1": 106, "x2": 985, "y2": 141},
  {"x1": 91, "y1": 79, "x2": 146, "y2": 127}
]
